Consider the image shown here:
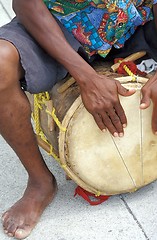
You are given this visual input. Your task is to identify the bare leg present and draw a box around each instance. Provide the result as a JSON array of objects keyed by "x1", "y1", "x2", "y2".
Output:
[{"x1": 0, "y1": 40, "x2": 57, "y2": 239}]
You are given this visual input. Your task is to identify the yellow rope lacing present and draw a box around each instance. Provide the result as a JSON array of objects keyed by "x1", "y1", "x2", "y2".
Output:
[
  {"x1": 32, "y1": 91, "x2": 66, "y2": 162},
  {"x1": 45, "y1": 108, "x2": 66, "y2": 132},
  {"x1": 119, "y1": 60, "x2": 137, "y2": 81},
  {"x1": 123, "y1": 64, "x2": 137, "y2": 81},
  {"x1": 32, "y1": 91, "x2": 102, "y2": 196}
]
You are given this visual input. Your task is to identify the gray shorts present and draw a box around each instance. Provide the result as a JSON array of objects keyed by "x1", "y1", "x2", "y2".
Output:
[
  {"x1": 0, "y1": 18, "x2": 157, "y2": 93},
  {"x1": 0, "y1": 17, "x2": 81, "y2": 93}
]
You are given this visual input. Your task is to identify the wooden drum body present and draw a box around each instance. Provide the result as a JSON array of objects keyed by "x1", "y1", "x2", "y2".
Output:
[{"x1": 27, "y1": 62, "x2": 157, "y2": 196}]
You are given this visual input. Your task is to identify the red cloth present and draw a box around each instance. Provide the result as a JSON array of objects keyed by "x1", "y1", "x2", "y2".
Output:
[
  {"x1": 74, "y1": 186, "x2": 110, "y2": 205},
  {"x1": 114, "y1": 58, "x2": 146, "y2": 76}
]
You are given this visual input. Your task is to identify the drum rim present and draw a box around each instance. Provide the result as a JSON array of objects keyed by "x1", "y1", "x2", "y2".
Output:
[
  {"x1": 59, "y1": 95, "x2": 138, "y2": 196},
  {"x1": 58, "y1": 96, "x2": 108, "y2": 195},
  {"x1": 58, "y1": 77, "x2": 149, "y2": 196}
]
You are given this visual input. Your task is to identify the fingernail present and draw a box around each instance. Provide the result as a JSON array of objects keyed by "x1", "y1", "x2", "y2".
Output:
[
  {"x1": 113, "y1": 132, "x2": 118, "y2": 137},
  {"x1": 155, "y1": 132, "x2": 157, "y2": 135},
  {"x1": 123, "y1": 124, "x2": 127, "y2": 128},
  {"x1": 119, "y1": 132, "x2": 124, "y2": 137},
  {"x1": 140, "y1": 103, "x2": 146, "y2": 108},
  {"x1": 102, "y1": 129, "x2": 106, "y2": 133}
]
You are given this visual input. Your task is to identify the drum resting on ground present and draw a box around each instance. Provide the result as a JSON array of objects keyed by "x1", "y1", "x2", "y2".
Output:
[{"x1": 26, "y1": 62, "x2": 157, "y2": 196}]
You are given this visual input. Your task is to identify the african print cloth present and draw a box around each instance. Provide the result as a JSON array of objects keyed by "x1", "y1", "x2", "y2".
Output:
[{"x1": 43, "y1": 0, "x2": 157, "y2": 58}]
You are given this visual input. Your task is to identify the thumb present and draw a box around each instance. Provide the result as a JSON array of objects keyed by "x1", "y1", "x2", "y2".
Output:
[
  {"x1": 140, "y1": 91, "x2": 151, "y2": 109},
  {"x1": 116, "y1": 81, "x2": 136, "y2": 97}
]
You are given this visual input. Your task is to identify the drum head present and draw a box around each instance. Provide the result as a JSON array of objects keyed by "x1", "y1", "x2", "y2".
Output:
[{"x1": 59, "y1": 82, "x2": 157, "y2": 195}]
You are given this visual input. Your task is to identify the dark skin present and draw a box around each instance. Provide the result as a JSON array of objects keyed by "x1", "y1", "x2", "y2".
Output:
[
  {"x1": 13, "y1": 1, "x2": 157, "y2": 136},
  {"x1": 140, "y1": 4, "x2": 157, "y2": 134},
  {"x1": 13, "y1": 0, "x2": 136, "y2": 137},
  {"x1": 0, "y1": 39, "x2": 57, "y2": 239},
  {"x1": 1, "y1": 1, "x2": 157, "y2": 239}
]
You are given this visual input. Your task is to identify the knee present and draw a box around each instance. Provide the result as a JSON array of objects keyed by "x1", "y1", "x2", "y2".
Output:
[
  {"x1": 0, "y1": 39, "x2": 19, "y2": 67},
  {"x1": 0, "y1": 40, "x2": 22, "y2": 91}
]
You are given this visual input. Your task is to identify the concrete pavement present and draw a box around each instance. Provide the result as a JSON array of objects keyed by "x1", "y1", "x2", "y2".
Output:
[{"x1": 0, "y1": 1, "x2": 157, "y2": 240}]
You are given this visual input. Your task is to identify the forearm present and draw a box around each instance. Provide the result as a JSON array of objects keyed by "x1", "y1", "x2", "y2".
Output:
[
  {"x1": 12, "y1": 0, "x2": 134, "y2": 136},
  {"x1": 12, "y1": 0, "x2": 95, "y2": 86}
]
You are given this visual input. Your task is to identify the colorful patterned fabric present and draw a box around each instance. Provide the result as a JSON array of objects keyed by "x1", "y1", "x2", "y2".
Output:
[{"x1": 43, "y1": 0, "x2": 157, "y2": 58}]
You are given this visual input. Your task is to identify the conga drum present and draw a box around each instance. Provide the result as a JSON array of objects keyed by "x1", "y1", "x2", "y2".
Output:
[{"x1": 27, "y1": 62, "x2": 157, "y2": 196}]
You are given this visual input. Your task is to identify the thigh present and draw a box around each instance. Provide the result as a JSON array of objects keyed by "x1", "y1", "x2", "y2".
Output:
[
  {"x1": 0, "y1": 17, "x2": 81, "y2": 94},
  {"x1": 0, "y1": 39, "x2": 24, "y2": 85}
]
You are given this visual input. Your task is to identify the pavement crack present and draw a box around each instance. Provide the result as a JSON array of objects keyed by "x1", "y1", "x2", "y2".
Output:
[{"x1": 120, "y1": 195, "x2": 149, "y2": 240}]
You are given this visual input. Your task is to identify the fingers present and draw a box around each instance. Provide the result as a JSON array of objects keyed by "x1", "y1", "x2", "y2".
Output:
[
  {"x1": 152, "y1": 103, "x2": 157, "y2": 134},
  {"x1": 151, "y1": 90, "x2": 157, "y2": 133},
  {"x1": 105, "y1": 109, "x2": 124, "y2": 137},
  {"x1": 140, "y1": 87, "x2": 151, "y2": 109},
  {"x1": 140, "y1": 81, "x2": 157, "y2": 134},
  {"x1": 93, "y1": 108, "x2": 125, "y2": 137},
  {"x1": 116, "y1": 81, "x2": 136, "y2": 97},
  {"x1": 114, "y1": 102, "x2": 127, "y2": 128},
  {"x1": 81, "y1": 79, "x2": 132, "y2": 137},
  {"x1": 102, "y1": 82, "x2": 133, "y2": 135},
  {"x1": 93, "y1": 114, "x2": 107, "y2": 132}
]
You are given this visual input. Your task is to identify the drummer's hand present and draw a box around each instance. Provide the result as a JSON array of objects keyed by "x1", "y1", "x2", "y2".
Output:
[
  {"x1": 140, "y1": 71, "x2": 157, "y2": 134},
  {"x1": 80, "y1": 73, "x2": 135, "y2": 137}
]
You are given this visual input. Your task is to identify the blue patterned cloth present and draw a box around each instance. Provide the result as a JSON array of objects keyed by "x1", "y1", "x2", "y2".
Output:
[{"x1": 44, "y1": 0, "x2": 157, "y2": 58}]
